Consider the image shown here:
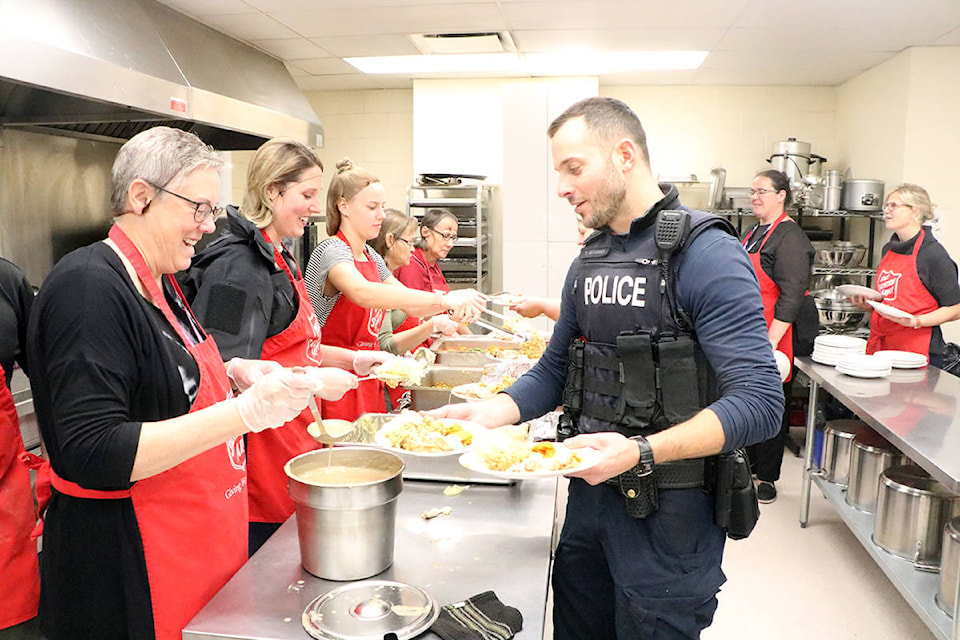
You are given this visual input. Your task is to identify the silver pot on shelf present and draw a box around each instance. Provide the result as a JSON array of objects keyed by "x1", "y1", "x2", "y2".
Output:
[{"x1": 841, "y1": 179, "x2": 885, "y2": 212}]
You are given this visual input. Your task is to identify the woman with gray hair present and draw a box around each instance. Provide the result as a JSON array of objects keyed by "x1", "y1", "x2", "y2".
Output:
[
  {"x1": 854, "y1": 183, "x2": 960, "y2": 370},
  {"x1": 28, "y1": 127, "x2": 326, "y2": 640}
]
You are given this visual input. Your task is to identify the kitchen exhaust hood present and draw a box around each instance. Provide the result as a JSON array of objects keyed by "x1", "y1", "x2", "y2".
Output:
[{"x1": 0, "y1": 0, "x2": 323, "y2": 151}]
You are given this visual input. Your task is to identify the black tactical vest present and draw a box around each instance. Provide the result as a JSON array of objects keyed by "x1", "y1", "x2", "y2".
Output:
[{"x1": 560, "y1": 208, "x2": 737, "y2": 438}]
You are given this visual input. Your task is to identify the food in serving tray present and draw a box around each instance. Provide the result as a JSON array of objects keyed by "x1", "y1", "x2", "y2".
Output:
[
  {"x1": 487, "y1": 332, "x2": 547, "y2": 360},
  {"x1": 478, "y1": 439, "x2": 582, "y2": 473},
  {"x1": 373, "y1": 356, "x2": 427, "y2": 387},
  {"x1": 454, "y1": 375, "x2": 516, "y2": 400},
  {"x1": 380, "y1": 410, "x2": 476, "y2": 453}
]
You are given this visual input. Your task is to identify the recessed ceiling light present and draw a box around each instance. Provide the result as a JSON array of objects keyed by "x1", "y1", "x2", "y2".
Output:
[{"x1": 344, "y1": 50, "x2": 707, "y2": 76}]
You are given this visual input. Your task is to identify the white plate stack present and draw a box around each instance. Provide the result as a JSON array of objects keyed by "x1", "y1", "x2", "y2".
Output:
[
  {"x1": 811, "y1": 335, "x2": 867, "y2": 366},
  {"x1": 873, "y1": 350, "x2": 928, "y2": 369},
  {"x1": 835, "y1": 354, "x2": 892, "y2": 378}
]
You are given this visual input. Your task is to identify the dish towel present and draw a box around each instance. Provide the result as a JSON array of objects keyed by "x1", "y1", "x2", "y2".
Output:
[{"x1": 430, "y1": 591, "x2": 523, "y2": 640}]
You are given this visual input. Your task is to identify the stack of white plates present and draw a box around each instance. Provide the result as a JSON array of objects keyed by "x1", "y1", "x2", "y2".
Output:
[
  {"x1": 835, "y1": 354, "x2": 892, "y2": 378},
  {"x1": 873, "y1": 350, "x2": 928, "y2": 369},
  {"x1": 811, "y1": 335, "x2": 867, "y2": 366}
]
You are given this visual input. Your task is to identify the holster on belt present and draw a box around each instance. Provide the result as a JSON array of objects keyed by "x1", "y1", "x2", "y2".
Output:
[{"x1": 611, "y1": 470, "x2": 659, "y2": 519}]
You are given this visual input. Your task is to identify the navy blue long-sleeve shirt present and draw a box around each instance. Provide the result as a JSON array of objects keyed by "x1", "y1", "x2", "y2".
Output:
[{"x1": 505, "y1": 205, "x2": 783, "y2": 453}]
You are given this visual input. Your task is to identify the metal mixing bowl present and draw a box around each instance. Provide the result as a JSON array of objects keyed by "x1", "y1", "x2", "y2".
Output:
[
  {"x1": 815, "y1": 241, "x2": 866, "y2": 268},
  {"x1": 813, "y1": 289, "x2": 869, "y2": 329}
]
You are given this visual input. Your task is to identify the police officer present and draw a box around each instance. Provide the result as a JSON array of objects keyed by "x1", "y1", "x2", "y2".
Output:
[{"x1": 433, "y1": 97, "x2": 783, "y2": 639}]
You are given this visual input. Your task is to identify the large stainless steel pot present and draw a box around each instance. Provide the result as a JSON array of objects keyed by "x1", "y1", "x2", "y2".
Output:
[
  {"x1": 937, "y1": 515, "x2": 960, "y2": 616},
  {"x1": 873, "y1": 465, "x2": 960, "y2": 570},
  {"x1": 821, "y1": 419, "x2": 864, "y2": 487},
  {"x1": 286, "y1": 447, "x2": 404, "y2": 580},
  {"x1": 767, "y1": 138, "x2": 812, "y2": 186},
  {"x1": 845, "y1": 432, "x2": 903, "y2": 513},
  {"x1": 841, "y1": 179, "x2": 885, "y2": 212}
]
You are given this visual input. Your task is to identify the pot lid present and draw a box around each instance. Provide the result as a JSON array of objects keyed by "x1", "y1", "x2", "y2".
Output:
[{"x1": 302, "y1": 580, "x2": 439, "y2": 640}]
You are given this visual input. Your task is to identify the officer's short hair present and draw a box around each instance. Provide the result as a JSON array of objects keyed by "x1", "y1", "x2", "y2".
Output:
[{"x1": 547, "y1": 97, "x2": 650, "y2": 165}]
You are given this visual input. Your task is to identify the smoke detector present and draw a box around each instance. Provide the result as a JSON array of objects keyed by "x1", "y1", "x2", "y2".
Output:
[{"x1": 409, "y1": 32, "x2": 516, "y2": 55}]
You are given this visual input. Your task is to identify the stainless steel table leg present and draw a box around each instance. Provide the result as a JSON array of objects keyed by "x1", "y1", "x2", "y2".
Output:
[{"x1": 799, "y1": 379, "x2": 820, "y2": 527}]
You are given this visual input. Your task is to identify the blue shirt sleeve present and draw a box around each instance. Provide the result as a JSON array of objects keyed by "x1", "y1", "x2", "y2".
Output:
[{"x1": 674, "y1": 228, "x2": 784, "y2": 451}]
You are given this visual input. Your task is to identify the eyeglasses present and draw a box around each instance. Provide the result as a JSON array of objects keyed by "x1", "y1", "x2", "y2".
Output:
[
  {"x1": 395, "y1": 236, "x2": 415, "y2": 247},
  {"x1": 749, "y1": 188, "x2": 780, "y2": 197},
  {"x1": 428, "y1": 228, "x2": 458, "y2": 243},
  {"x1": 148, "y1": 182, "x2": 223, "y2": 223},
  {"x1": 882, "y1": 202, "x2": 913, "y2": 213}
]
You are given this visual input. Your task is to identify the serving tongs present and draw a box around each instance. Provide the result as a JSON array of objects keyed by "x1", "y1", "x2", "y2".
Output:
[{"x1": 471, "y1": 317, "x2": 528, "y2": 341}]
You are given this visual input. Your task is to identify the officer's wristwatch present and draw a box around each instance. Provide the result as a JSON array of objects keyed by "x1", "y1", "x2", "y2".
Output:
[{"x1": 629, "y1": 435, "x2": 656, "y2": 477}]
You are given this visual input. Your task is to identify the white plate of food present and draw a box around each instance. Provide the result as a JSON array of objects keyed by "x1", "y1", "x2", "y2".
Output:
[
  {"x1": 450, "y1": 376, "x2": 516, "y2": 402},
  {"x1": 459, "y1": 441, "x2": 601, "y2": 479},
  {"x1": 372, "y1": 411, "x2": 487, "y2": 456},
  {"x1": 370, "y1": 357, "x2": 428, "y2": 388},
  {"x1": 835, "y1": 284, "x2": 883, "y2": 302},
  {"x1": 867, "y1": 300, "x2": 915, "y2": 321}
]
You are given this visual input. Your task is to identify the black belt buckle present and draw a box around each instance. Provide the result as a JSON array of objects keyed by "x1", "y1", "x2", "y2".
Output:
[{"x1": 614, "y1": 469, "x2": 658, "y2": 519}]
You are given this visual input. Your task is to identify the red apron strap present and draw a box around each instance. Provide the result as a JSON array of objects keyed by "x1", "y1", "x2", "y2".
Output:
[{"x1": 49, "y1": 470, "x2": 132, "y2": 499}]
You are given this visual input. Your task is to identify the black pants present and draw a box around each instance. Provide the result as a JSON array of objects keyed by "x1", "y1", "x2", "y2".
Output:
[{"x1": 746, "y1": 380, "x2": 792, "y2": 482}]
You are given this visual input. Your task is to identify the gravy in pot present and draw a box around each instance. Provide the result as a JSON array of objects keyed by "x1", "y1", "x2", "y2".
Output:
[{"x1": 294, "y1": 465, "x2": 391, "y2": 485}]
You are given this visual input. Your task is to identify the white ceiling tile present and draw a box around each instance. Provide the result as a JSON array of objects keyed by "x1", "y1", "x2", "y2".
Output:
[
  {"x1": 597, "y1": 69, "x2": 699, "y2": 86},
  {"x1": 310, "y1": 34, "x2": 422, "y2": 58},
  {"x1": 933, "y1": 27, "x2": 960, "y2": 45},
  {"x1": 514, "y1": 28, "x2": 726, "y2": 52},
  {"x1": 252, "y1": 38, "x2": 331, "y2": 59},
  {"x1": 201, "y1": 13, "x2": 300, "y2": 40},
  {"x1": 292, "y1": 57, "x2": 358, "y2": 75},
  {"x1": 692, "y1": 67, "x2": 859, "y2": 87},
  {"x1": 296, "y1": 74, "x2": 414, "y2": 92},
  {"x1": 504, "y1": 0, "x2": 751, "y2": 30},
  {"x1": 268, "y1": 4, "x2": 507, "y2": 37},
  {"x1": 249, "y1": 0, "x2": 485, "y2": 8},
  {"x1": 158, "y1": 0, "x2": 259, "y2": 16},
  {"x1": 284, "y1": 62, "x2": 311, "y2": 76}
]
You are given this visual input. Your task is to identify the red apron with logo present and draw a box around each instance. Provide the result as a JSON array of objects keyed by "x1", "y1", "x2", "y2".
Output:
[
  {"x1": 744, "y1": 213, "x2": 794, "y2": 381},
  {"x1": 0, "y1": 380, "x2": 39, "y2": 629},
  {"x1": 320, "y1": 232, "x2": 385, "y2": 420},
  {"x1": 248, "y1": 231, "x2": 323, "y2": 524},
  {"x1": 48, "y1": 225, "x2": 247, "y2": 640},
  {"x1": 867, "y1": 230, "x2": 936, "y2": 356}
]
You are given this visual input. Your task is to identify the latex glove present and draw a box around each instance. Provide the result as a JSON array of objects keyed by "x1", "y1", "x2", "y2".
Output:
[
  {"x1": 442, "y1": 288, "x2": 486, "y2": 324},
  {"x1": 352, "y1": 350, "x2": 396, "y2": 375},
  {"x1": 234, "y1": 368, "x2": 314, "y2": 432},
  {"x1": 225, "y1": 358, "x2": 283, "y2": 392},
  {"x1": 302, "y1": 366, "x2": 359, "y2": 401},
  {"x1": 430, "y1": 314, "x2": 459, "y2": 336}
]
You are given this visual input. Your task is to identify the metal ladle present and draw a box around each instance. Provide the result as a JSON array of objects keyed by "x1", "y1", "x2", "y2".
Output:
[{"x1": 306, "y1": 395, "x2": 355, "y2": 445}]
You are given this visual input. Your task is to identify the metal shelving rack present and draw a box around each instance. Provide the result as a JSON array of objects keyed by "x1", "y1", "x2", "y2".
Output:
[{"x1": 406, "y1": 183, "x2": 492, "y2": 293}]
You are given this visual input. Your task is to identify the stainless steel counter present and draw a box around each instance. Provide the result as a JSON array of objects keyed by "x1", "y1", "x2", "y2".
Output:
[
  {"x1": 795, "y1": 357, "x2": 960, "y2": 639},
  {"x1": 183, "y1": 477, "x2": 559, "y2": 640}
]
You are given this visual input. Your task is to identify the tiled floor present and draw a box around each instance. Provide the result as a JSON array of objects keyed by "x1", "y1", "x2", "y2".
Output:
[{"x1": 546, "y1": 433, "x2": 938, "y2": 639}]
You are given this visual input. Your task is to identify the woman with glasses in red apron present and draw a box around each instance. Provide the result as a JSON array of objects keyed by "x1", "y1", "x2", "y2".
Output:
[
  {"x1": 741, "y1": 170, "x2": 816, "y2": 504},
  {"x1": 0, "y1": 257, "x2": 38, "y2": 636},
  {"x1": 29, "y1": 128, "x2": 322, "y2": 640},
  {"x1": 851, "y1": 184, "x2": 960, "y2": 372},
  {"x1": 181, "y1": 139, "x2": 369, "y2": 555},
  {"x1": 304, "y1": 159, "x2": 486, "y2": 421}
]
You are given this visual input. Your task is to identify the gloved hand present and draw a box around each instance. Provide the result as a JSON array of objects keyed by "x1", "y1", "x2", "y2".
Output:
[
  {"x1": 225, "y1": 357, "x2": 283, "y2": 392},
  {"x1": 234, "y1": 368, "x2": 314, "y2": 432},
  {"x1": 442, "y1": 288, "x2": 486, "y2": 324},
  {"x1": 303, "y1": 366, "x2": 359, "y2": 401},
  {"x1": 430, "y1": 314, "x2": 459, "y2": 336},
  {"x1": 352, "y1": 350, "x2": 396, "y2": 375}
]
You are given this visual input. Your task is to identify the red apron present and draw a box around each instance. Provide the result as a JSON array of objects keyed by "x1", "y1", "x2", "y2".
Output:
[
  {"x1": 320, "y1": 231, "x2": 385, "y2": 420},
  {"x1": 0, "y1": 380, "x2": 39, "y2": 629},
  {"x1": 867, "y1": 230, "x2": 937, "y2": 356},
  {"x1": 48, "y1": 225, "x2": 247, "y2": 640},
  {"x1": 744, "y1": 214, "x2": 794, "y2": 381},
  {"x1": 247, "y1": 231, "x2": 322, "y2": 524}
]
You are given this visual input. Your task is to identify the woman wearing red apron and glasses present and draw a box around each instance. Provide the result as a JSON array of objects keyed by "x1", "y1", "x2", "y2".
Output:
[
  {"x1": 852, "y1": 184, "x2": 960, "y2": 370},
  {"x1": 181, "y1": 139, "x2": 371, "y2": 555},
  {"x1": 28, "y1": 127, "x2": 324, "y2": 640},
  {"x1": 0, "y1": 257, "x2": 39, "y2": 636},
  {"x1": 369, "y1": 209, "x2": 460, "y2": 408},
  {"x1": 740, "y1": 170, "x2": 816, "y2": 504},
  {"x1": 304, "y1": 159, "x2": 486, "y2": 421}
]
